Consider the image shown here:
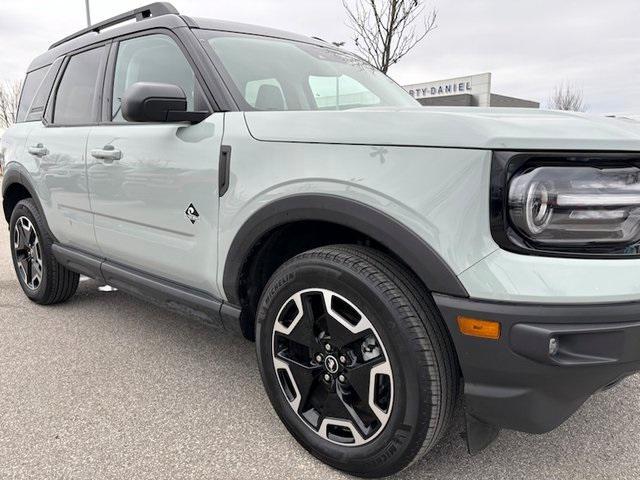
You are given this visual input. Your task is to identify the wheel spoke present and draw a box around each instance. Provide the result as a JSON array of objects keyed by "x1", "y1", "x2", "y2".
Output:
[
  {"x1": 322, "y1": 387, "x2": 372, "y2": 439},
  {"x1": 32, "y1": 259, "x2": 43, "y2": 283},
  {"x1": 320, "y1": 388, "x2": 352, "y2": 420},
  {"x1": 21, "y1": 221, "x2": 32, "y2": 246},
  {"x1": 273, "y1": 356, "x2": 323, "y2": 417},
  {"x1": 284, "y1": 311, "x2": 318, "y2": 350},
  {"x1": 320, "y1": 291, "x2": 373, "y2": 349},
  {"x1": 283, "y1": 358, "x2": 322, "y2": 414},
  {"x1": 336, "y1": 386, "x2": 373, "y2": 437},
  {"x1": 26, "y1": 258, "x2": 34, "y2": 286},
  {"x1": 324, "y1": 317, "x2": 371, "y2": 350},
  {"x1": 18, "y1": 257, "x2": 29, "y2": 278},
  {"x1": 274, "y1": 292, "x2": 320, "y2": 350},
  {"x1": 346, "y1": 356, "x2": 385, "y2": 405},
  {"x1": 14, "y1": 222, "x2": 27, "y2": 249},
  {"x1": 274, "y1": 297, "x2": 320, "y2": 367}
]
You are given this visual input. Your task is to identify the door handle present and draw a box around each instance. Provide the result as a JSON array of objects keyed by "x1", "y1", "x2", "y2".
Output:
[
  {"x1": 28, "y1": 143, "x2": 49, "y2": 157},
  {"x1": 90, "y1": 145, "x2": 122, "y2": 162}
]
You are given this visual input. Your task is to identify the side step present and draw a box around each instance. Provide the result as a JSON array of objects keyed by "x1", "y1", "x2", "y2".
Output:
[{"x1": 52, "y1": 244, "x2": 242, "y2": 335}]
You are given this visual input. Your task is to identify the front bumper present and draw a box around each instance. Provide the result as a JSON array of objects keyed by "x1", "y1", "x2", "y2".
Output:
[{"x1": 434, "y1": 294, "x2": 640, "y2": 436}]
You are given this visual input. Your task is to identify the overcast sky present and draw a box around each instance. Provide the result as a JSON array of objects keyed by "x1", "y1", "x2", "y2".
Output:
[{"x1": 1, "y1": 0, "x2": 638, "y2": 113}]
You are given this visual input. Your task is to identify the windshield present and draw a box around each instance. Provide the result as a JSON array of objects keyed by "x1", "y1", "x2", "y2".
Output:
[{"x1": 198, "y1": 31, "x2": 418, "y2": 111}]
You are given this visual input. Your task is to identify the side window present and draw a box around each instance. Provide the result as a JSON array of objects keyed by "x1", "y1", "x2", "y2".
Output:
[
  {"x1": 309, "y1": 75, "x2": 381, "y2": 110},
  {"x1": 112, "y1": 34, "x2": 205, "y2": 122},
  {"x1": 16, "y1": 66, "x2": 49, "y2": 123},
  {"x1": 53, "y1": 47, "x2": 104, "y2": 125}
]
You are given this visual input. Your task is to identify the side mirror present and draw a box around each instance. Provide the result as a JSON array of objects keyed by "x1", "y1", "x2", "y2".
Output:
[{"x1": 121, "y1": 82, "x2": 209, "y2": 124}]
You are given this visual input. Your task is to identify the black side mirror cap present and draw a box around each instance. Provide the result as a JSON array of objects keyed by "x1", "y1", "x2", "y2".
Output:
[{"x1": 122, "y1": 82, "x2": 209, "y2": 124}]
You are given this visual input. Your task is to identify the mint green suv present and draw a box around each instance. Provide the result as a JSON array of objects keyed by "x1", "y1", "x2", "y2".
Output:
[{"x1": 3, "y1": 3, "x2": 640, "y2": 477}]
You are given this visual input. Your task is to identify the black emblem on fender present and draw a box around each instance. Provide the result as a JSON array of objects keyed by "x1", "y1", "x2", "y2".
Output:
[{"x1": 185, "y1": 204, "x2": 200, "y2": 224}]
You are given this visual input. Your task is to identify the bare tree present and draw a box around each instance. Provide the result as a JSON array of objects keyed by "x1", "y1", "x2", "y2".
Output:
[
  {"x1": 343, "y1": 0, "x2": 437, "y2": 73},
  {"x1": 547, "y1": 82, "x2": 588, "y2": 112},
  {"x1": 0, "y1": 80, "x2": 22, "y2": 129}
]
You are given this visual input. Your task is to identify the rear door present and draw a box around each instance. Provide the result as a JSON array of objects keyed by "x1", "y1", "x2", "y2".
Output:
[
  {"x1": 24, "y1": 45, "x2": 108, "y2": 254},
  {"x1": 1, "y1": 63, "x2": 53, "y2": 181},
  {"x1": 86, "y1": 31, "x2": 223, "y2": 294}
]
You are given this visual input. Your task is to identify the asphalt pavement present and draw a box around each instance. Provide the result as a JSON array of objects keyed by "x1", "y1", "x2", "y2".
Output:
[{"x1": 0, "y1": 207, "x2": 639, "y2": 479}]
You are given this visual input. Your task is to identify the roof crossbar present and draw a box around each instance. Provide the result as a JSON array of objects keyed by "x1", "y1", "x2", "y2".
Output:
[{"x1": 49, "y1": 2, "x2": 179, "y2": 50}]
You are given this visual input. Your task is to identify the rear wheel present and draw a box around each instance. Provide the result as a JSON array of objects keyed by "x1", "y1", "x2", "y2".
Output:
[
  {"x1": 9, "y1": 199, "x2": 79, "y2": 305},
  {"x1": 256, "y1": 245, "x2": 458, "y2": 477}
]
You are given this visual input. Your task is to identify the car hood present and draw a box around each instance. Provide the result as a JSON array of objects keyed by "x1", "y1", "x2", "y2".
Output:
[{"x1": 244, "y1": 107, "x2": 640, "y2": 151}]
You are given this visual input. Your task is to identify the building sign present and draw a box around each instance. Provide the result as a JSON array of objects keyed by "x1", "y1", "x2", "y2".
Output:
[
  {"x1": 403, "y1": 73, "x2": 493, "y2": 107},
  {"x1": 408, "y1": 81, "x2": 472, "y2": 99},
  {"x1": 403, "y1": 73, "x2": 539, "y2": 109}
]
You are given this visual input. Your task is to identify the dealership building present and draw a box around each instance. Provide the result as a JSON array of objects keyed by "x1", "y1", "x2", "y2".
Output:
[{"x1": 403, "y1": 72, "x2": 539, "y2": 108}]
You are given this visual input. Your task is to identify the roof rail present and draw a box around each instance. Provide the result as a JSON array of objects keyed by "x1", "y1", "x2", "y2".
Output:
[{"x1": 49, "y1": 2, "x2": 179, "y2": 50}]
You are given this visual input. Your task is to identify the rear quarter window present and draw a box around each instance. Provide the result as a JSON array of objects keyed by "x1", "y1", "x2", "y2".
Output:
[
  {"x1": 16, "y1": 66, "x2": 49, "y2": 123},
  {"x1": 24, "y1": 59, "x2": 63, "y2": 123}
]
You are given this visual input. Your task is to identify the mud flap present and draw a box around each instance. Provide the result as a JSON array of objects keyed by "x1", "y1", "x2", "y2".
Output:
[{"x1": 465, "y1": 412, "x2": 501, "y2": 454}]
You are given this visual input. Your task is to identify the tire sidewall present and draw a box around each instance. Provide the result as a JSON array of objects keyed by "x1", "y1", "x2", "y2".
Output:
[{"x1": 256, "y1": 257, "x2": 435, "y2": 476}]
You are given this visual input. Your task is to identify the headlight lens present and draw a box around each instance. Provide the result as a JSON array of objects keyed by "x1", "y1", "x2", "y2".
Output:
[{"x1": 509, "y1": 166, "x2": 640, "y2": 246}]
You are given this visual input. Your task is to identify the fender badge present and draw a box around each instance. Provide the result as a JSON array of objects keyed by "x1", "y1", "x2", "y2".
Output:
[{"x1": 185, "y1": 204, "x2": 200, "y2": 224}]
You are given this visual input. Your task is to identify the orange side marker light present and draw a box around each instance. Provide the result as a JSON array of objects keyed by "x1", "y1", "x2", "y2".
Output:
[{"x1": 457, "y1": 316, "x2": 501, "y2": 340}]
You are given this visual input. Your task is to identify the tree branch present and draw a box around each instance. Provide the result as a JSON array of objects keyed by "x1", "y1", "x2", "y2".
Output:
[
  {"x1": 0, "y1": 80, "x2": 22, "y2": 129},
  {"x1": 343, "y1": 0, "x2": 438, "y2": 73},
  {"x1": 547, "y1": 82, "x2": 588, "y2": 112}
]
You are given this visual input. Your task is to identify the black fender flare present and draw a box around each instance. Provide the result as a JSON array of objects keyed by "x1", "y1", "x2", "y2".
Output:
[
  {"x1": 1, "y1": 165, "x2": 23, "y2": 199},
  {"x1": 2, "y1": 164, "x2": 49, "y2": 229},
  {"x1": 222, "y1": 194, "x2": 469, "y2": 305}
]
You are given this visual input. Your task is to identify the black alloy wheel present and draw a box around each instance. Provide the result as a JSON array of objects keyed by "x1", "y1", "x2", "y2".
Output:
[{"x1": 272, "y1": 288, "x2": 393, "y2": 446}]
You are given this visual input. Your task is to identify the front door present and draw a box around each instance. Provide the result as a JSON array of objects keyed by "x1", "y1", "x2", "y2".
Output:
[{"x1": 86, "y1": 33, "x2": 223, "y2": 295}]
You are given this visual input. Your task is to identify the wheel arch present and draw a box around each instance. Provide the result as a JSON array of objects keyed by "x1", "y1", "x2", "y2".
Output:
[
  {"x1": 222, "y1": 194, "x2": 468, "y2": 339},
  {"x1": 2, "y1": 166, "x2": 39, "y2": 223}
]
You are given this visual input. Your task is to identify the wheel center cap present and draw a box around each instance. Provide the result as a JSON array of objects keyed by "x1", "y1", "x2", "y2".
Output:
[{"x1": 324, "y1": 355, "x2": 339, "y2": 374}]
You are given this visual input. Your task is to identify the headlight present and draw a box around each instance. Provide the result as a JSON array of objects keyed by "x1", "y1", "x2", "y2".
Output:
[
  {"x1": 491, "y1": 152, "x2": 640, "y2": 257},
  {"x1": 509, "y1": 166, "x2": 640, "y2": 245}
]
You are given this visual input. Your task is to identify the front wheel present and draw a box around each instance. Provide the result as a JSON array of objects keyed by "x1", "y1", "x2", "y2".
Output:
[{"x1": 256, "y1": 245, "x2": 458, "y2": 477}]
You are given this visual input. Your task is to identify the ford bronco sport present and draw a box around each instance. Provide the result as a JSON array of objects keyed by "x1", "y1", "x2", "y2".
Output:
[{"x1": 3, "y1": 3, "x2": 640, "y2": 477}]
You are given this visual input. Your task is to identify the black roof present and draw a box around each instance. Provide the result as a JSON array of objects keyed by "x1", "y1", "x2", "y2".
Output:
[
  {"x1": 28, "y1": 2, "x2": 328, "y2": 73},
  {"x1": 188, "y1": 17, "x2": 328, "y2": 47}
]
